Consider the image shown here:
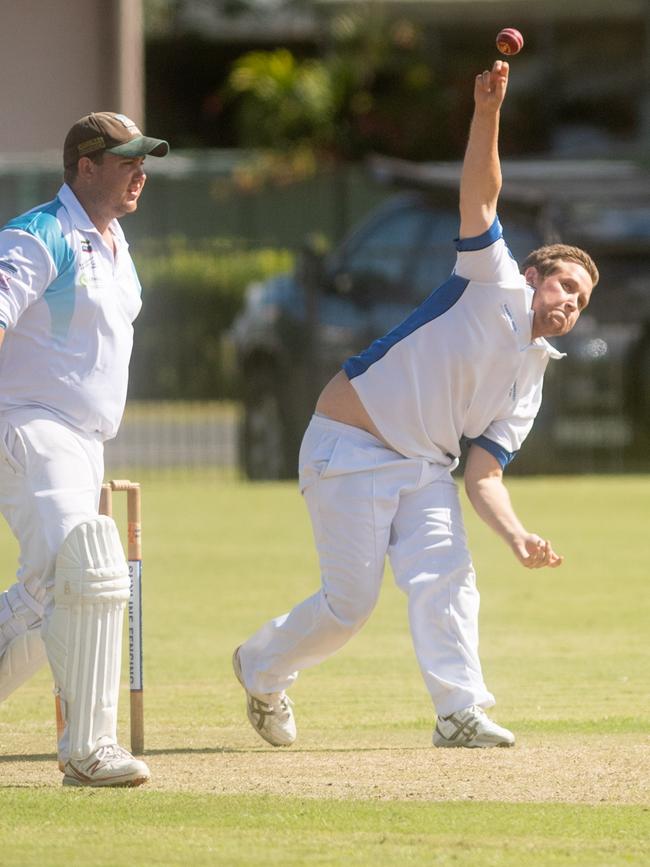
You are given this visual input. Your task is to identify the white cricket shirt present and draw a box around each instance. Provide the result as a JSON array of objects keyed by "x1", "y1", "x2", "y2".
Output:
[
  {"x1": 0, "y1": 184, "x2": 142, "y2": 440},
  {"x1": 343, "y1": 217, "x2": 563, "y2": 468}
]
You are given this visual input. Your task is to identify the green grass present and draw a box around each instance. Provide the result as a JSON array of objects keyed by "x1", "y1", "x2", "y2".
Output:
[
  {"x1": 1, "y1": 474, "x2": 649, "y2": 865},
  {"x1": 0, "y1": 794, "x2": 648, "y2": 866}
]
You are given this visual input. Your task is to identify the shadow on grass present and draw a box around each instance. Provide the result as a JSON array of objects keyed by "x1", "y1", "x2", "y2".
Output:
[
  {"x1": 0, "y1": 754, "x2": 56, "y2": 763},
  {"x1": 145, "y1": 745, "x2": 426, "y2": 755},
  {"x1": 1, "y1": 744, "x2": 428, "y2": 762}
]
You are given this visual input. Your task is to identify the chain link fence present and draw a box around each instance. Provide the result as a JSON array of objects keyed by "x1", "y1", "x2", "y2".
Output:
[{"x1": 104, "y1": 401, "x2": 240, "y2": 480}]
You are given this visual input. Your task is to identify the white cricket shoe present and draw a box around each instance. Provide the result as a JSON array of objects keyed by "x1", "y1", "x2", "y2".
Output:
[
  {"x1": 232, "y1": 646, "x2": 296, "y2": 746},
  {"x1": 433, "y1": 705, "x2": 515, "y2": 748},
  {"x1": 62, "y1": 743, "x2": 150, "y2": 787}
]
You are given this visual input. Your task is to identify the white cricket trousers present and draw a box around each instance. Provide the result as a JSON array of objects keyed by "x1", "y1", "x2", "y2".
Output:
[
  {"x1": 0, "y1": 410, "x2": 103, "y2": 669},
  {"x1": 239, "y1": 414, "x2": 495, "y2": 717}
]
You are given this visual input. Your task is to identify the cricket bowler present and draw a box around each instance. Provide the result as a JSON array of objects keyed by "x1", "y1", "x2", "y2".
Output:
[{"x1": 234, "y1": 60, "x2": 598, "y2": 748}]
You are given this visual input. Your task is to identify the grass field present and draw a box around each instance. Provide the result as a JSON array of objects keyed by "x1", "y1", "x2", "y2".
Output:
[{"x1": 0, "y1": 474, "x2": 648, "y2": 865}]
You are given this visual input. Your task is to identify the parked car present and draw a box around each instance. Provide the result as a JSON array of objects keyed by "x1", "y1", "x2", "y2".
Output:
[{"x1": 231, "y1": 157, "x2": 650, "y2": 478}]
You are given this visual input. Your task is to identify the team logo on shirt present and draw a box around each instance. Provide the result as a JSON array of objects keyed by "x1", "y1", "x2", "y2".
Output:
[
  {"x1": 0, "y1": 260, "x2": 15, "y2": 291},
  {"x1": 501, "y1": 303, "x2": 518, "y2": 333},
  {"x1": 81, "y1": 239, "x2": 93, "y2": 253}
]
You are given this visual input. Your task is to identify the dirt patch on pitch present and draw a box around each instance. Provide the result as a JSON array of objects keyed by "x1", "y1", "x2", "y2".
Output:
[
  {"x1": 3, "y1": 735, "x2": 647, "y2": 803},
  {"x1": 149, "y1": 736, "x2": 648, "y2": 803}
]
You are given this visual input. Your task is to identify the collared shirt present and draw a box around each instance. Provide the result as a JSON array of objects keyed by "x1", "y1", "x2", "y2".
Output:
[
  {"x1": 0, "y1": 184, "x2": 142, "y2": 440},
  {"x1": 343, "y1": 217, "x2": 563, "y2": 468}
]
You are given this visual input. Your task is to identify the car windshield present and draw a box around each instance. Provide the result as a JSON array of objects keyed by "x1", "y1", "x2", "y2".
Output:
[
  {"x1": 331, "y1": 198, "x2": 542, "y2": 306},
  {"x1": 331, "y1": 200, "x2": 458, "y2": 304}
]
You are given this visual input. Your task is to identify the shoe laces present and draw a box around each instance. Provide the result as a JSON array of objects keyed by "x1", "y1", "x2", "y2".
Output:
[
  {"x1": 268, "y1": 693, "x2": 294, "y2": 716},
  {"x1": 443, "y1": 705, "x2": 486, "y2": 722},
  {"x1": 94, "y1": 743, "x2": 131, "y2": 762}
]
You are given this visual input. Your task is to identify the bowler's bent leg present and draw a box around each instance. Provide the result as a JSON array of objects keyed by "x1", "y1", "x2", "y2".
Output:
[{"x1": 240, "y1": 465, "x2": 392, "y2": 696}]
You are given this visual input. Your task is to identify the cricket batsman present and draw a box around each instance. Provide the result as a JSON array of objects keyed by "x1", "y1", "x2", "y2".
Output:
[{"x1": 0, "y1": 112, "x2": 168, "y2": 785}]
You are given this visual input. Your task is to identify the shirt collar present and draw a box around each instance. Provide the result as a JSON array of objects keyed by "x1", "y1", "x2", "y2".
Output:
[
  {"x1": 57, "y1": 184, "x2": 127, "y2": 247},
  {"x1": 534, "y1": 336, "x2": 565, "y2": 359}
]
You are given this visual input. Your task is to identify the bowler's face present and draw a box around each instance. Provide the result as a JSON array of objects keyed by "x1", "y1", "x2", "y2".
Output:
[{"x1": 527, "y1": 260, "x2": 594, "y2": 339}]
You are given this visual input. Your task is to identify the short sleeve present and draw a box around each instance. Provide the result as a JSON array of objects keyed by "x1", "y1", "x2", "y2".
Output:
[
  {"x1": 475, "y1": 361, "x2": 546, "y2": 461},
  {"x1": 469, "y1": 435, "x2": 517, "y2": 469},
  {"x1": 0, "y1": 230, "x2": 56, "y2": 329},
  {"x1": 454, "y1": 216, "x2": 522, "y2": 285}
]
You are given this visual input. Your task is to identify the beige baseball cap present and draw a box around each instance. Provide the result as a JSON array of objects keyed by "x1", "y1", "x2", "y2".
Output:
[{"x1": 63, "y1": 112, "x2": 169, "y2": 168}]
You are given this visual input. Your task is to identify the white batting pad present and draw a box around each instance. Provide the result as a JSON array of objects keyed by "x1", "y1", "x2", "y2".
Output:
[
  {"x1": 0, "y1": 626, "x2": 48, "y2": 703},
  {"x1": 43, "y1": 516, "x2": 129, "y2": 760}
]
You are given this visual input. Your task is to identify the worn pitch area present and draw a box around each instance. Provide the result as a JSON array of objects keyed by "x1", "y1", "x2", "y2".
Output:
[{"x1": 2, "y1": 733, "x2": 647, "y2": 803}]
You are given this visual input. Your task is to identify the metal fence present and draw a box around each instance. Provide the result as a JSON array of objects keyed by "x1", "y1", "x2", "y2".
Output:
[
  {"x1": 104, "y1": 400, "x2": 240, "y2": 479},
  {"x1": 0, "y1": 150, "x2": 387, "y2": 248}
]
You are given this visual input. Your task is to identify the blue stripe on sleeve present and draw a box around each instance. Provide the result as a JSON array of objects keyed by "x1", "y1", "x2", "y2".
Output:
[
  {"x1": 455, "y1": 216, "x2": 502, "y2": 252},
  {"x1": 470, "y1": 435, "x2": 516, "y2": 469},
  {"x1": 4, "y1": 198, "x2": 77, "y2": 340},
  {"x1": 343, "y1": 273, "x2": 470, "y2": 380},
  {"x1": 4, "y1": 199, "x2": 74, "y2": 276}
]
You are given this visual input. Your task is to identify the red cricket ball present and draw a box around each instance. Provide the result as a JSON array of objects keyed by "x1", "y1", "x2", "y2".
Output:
[{"x1": 496, "y1": 28, "x2": 524, "y2": 56}]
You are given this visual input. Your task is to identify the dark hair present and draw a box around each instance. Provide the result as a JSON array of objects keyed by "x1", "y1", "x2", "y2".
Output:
[
  {"x1": 521, "y1": 244, "x2": 599, "y2": 288},
  {"x1": 63, "y1": 150, "x2": 104, "y2": 185}
]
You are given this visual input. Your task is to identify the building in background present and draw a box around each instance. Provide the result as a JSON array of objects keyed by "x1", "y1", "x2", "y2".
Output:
[{"x1": 0, "y1": 0, "x2": 143, "y2": 156}]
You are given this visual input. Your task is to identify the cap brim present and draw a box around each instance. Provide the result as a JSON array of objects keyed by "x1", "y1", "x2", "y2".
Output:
[{"x1": 106, "y1": 135, "x2": 169, "y2": 158}]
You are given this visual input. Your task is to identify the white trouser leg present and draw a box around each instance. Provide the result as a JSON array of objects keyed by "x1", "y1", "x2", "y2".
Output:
[
  {"x1": 0, "y1": 628, "x2": 48, "y2": 702},
  {"x1": 0, "y1": 582, "x2": 47, "y2": 702},
  {"x1": 389, "y1": 472, "x2": 495, "y2": 717},
  {"x1": 239, "y1": 416, "x2": 420, "y2": 696},
  {"x1": 0, "y1": 584, "x2": 45, "y2": 650},
  {"x1": 0, "y1": 415, "x2": 103, "y2": 704},
  {"x1": 240, "y1": 470, "x2": 390, "y2": 695}
]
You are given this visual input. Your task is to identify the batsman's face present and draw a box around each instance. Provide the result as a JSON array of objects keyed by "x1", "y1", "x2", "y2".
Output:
[
  {"x1": 92, "y1": 154, "x2": 147, "y2": 219},
  {"x1": 527, "y1": 261, "x2": 594, "y2": 339}
]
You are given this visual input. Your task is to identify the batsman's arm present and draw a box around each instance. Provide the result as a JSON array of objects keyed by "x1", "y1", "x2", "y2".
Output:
[
  {"x1": 0, "y1": 229, "x2": 58, "y2": 331},
  {"x1": 0, "y1": 325, "x2": 5, "y2": 349},
  {"x1": 464, "y1": 443, "x2": 564, "y2": 569},
  {"x1": 459, "y1": 60, "x2": 509, "y2": 239}
]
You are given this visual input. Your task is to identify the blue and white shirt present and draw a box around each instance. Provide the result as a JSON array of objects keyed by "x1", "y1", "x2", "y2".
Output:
[
  {"x1": 0, "y1": 184, "x2": 142, "y2": 440},
  {"x1": 343, "y1": 217, "x2": 563, "y2": 469}
]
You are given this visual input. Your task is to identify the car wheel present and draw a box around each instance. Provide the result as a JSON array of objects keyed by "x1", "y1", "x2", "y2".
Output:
[{"x1": 241, "y1": 368, "x2": 288, "y2": 480}]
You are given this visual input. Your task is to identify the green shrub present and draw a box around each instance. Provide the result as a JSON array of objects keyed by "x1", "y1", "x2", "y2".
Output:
[{"x1": 129, "y1": 239, "x2": 293, "y2": 400}]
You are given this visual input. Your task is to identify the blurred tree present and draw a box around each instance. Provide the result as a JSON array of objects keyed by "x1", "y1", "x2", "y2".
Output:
[
  {"x1": 224, "y1": 4, "x2": 447, "y2": 169},
  {"x1": 229, "y1": 49, "x2": 337, "y2": 151}
]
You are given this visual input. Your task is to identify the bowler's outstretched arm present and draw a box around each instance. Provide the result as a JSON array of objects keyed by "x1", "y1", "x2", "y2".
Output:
[{"x1": 459, "y1": 60, "x2": 509, "y2": 239}]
